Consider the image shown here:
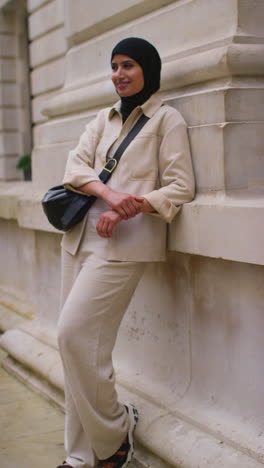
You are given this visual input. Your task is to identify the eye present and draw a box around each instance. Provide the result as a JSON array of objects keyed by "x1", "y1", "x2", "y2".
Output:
[
  {"x1": 124, "y1": 62, "x2": 133, "y2": 69},
  {"x1": 111, "y1": 63, "x2": 118, "y2": 71}
]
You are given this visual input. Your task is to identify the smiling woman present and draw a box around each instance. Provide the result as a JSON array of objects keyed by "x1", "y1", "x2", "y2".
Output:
[{"x1": 56, "y1": 37, "x2": 195, "y2": 468}]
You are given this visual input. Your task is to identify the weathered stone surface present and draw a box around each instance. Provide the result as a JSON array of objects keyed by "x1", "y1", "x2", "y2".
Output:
[
  {"x1": 171, "y1": 87, "x2": 264, "y2": 126},
  {"x1": 65, "y1": 0, "x2": 176, "y2": 44},
  {"x1": 0, "y1": 83, "x2": 19, "y2": 106},
  {"x1": 30, "y1": 57, "x2": 65, "y2": 96},
  {"x1": 1, "y1": 328, "x2": 63, "y2": 389},
  {"x1": 32, "y1": 90, "x2": 58, "y2": 123},
  {"x1": 0, "y1": 108, "x2": 18, "y2": 130},
  {"x1": 27, "y1": 0, "x2": 51, "y2": 13},
  {"x1": 0, "y1": 156, "x2": 21, "y2": 180},
  {"x1": 0, "y1": 304, "x2": 26, "y2": 331},
  {"x1": 0, "y1": 182, "x2": 27, "y2": 219},
  {"x1": 33, "y1": 112, "x2": 95, "y2": 146},
  {"x1": 28, "y1": 0, "x2": 64, "y2": 41},
  {"x1": 169, "y1": 194, "x2": 264, "y2": 266},
  {"x1": 189, "y1": 121, "x2": 264, "y2": 192},
  {"x1": 238, "y1": 0, "x2": 264, "y2": 37},
  {"x1": 0, "y1": 33, "x2": 15, "y2": 56},
  {"x1": 32, "y1": 141, "x2": 73, "y2": 189},
  {"x1": 29, "y1": 26, "x2": 67, "y2": 68},
  {"x1": 0, "y1": 132, "x2": 20, "y2": 155},
  {"x1": 43, "y1": 43, "x2": 264, "y2": 118},
  {"x1": 117, "y1": 384, "x2": 264, "y2": 468},
  {"x1": 0, "y1": 215, "x2": 61, "y2": 320},
  {"x1": 0, "y1": 58, "x2": 15, "y2": 81},
  {"x1": 0, "y1": 5, "x2": 31, "y2": 181},
  {"x1": 63, "y1": 0, "x2": 238, "y2": 90},
  {"x1": 1, "y1": 248, "x2": 264, "y2": 467},
  {"x1": 0, "y1": 11, "x2": 13, "y2": 32}
]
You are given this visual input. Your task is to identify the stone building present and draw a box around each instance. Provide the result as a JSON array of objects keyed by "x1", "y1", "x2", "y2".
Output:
[{"x1": 0, "y1": 0, "x2": 264, "y2": 467}]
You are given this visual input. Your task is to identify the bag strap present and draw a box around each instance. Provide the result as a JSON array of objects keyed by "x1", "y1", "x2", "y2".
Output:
[{"x1": 98, "y1": 114, "x2": 149, "y2": 184}]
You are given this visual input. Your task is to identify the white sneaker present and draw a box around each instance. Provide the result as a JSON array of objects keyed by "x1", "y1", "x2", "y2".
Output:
[{"x1": 98, "y1": 403, "x2": 139, "y2": 468}]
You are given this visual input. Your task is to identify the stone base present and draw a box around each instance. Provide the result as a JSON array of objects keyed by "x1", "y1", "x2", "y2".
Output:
[
  {"x1": 1, "y1": 354, "x2": 65, "y2": 410},
  {"x1": 1, "y1": 319, "x2": 264, "y2": 468}
]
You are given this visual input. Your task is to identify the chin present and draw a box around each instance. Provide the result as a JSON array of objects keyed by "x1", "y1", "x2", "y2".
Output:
[{"x1": 118, "y1": 91, "x2": 134, "y2": 97}]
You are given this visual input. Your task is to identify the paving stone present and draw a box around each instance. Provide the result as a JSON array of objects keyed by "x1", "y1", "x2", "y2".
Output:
[
  {"x1": 0, "y1": 364, "x2": 137, "y2": 468},
  {"x1": 0, "y1": 365, "x2": 65, "y2": 468}
]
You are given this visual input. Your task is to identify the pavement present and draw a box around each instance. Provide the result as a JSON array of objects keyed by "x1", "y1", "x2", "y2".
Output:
[
  {"x1": 0, "y1": 351, "x2": 65, "y2": 468},
  {"x1": 0, "y1": 349, "x2": 136, "y2": 468}
]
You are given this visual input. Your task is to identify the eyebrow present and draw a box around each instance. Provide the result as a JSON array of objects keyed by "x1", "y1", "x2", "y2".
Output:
[{"x1": 111, "y1": 59, "x2": 135, "y2": 65}]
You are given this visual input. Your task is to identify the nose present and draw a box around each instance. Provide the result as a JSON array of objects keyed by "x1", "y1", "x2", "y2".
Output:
[{"x1": 113, "y1": 66, "x2": 124, "y2": 78}]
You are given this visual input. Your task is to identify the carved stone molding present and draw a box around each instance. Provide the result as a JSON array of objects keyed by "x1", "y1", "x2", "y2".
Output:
[{"x1": 42, "y1": 43, "x2": 264, "y2": 119}]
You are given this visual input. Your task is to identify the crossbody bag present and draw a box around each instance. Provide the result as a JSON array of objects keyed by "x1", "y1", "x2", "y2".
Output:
[{"x1": 42, "y1": 114, "x2": 149, "y2": 231}]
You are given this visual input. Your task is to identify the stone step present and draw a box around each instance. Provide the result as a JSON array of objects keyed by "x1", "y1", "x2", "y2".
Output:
[{"x1": 0, "y1": 352, "x2": 136, "y2": 468}]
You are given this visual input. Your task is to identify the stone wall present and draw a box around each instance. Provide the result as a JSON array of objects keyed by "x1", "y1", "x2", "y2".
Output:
[{"x1": 0, "y1": 1, "x2": 264, "y2": 467}]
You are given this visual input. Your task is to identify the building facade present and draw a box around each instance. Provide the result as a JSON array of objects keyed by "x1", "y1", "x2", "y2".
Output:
[{"x1": 0, "y1": 1, "x2": 264, "y2": 467}]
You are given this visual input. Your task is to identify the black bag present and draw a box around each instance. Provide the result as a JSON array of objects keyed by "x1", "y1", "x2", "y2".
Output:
[
  {"x1": 42, "y1": 185, "x2": 96, "y2": 231},
  {"x1": 41, "y1": 114, "x2": 149, "y2": 232}
]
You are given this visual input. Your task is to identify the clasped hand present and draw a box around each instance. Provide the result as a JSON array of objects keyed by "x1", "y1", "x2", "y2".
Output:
[
  {"x1": 96, "y1": 188, "x2": 144, "y2": 238},
  {"x1": 103, "y1": 187, "x2": 144, "y2": 220}
]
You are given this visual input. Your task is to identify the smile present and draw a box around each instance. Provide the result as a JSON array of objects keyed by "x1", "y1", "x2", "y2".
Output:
[{"x1": 116, "y1": 82, "x2": 130, "y2": 88}]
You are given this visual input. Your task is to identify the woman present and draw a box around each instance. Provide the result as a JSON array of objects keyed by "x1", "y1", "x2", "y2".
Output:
[{"x1": 57, "y1": 37, "x2": 195, "y2": 468}]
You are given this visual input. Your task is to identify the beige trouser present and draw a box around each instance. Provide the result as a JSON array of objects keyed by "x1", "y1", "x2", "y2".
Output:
[{"x1": 58, "y1": 214, "x2": 145, "y2": 468}]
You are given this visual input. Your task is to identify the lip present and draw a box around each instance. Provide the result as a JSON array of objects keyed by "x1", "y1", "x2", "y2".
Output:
[{"x1": 116, "y1": 81, "x2": 130, "y2": 89}]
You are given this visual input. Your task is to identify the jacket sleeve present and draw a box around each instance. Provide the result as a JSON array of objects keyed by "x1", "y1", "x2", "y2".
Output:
[
  {"x1": 62, "y1": 112, "x2": 105, "y2": 190},
  {"x1": 143, "y1": 116, "x2": 195, "y2": 224}
]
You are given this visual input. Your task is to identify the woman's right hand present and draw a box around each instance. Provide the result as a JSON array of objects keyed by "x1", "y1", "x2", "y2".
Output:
[
  {"x1": 101, "y1": 186, "x2": 144, "y2": 219},
  {"x1": 96, "y1": 210, "x2": 122, "y2": 238}
]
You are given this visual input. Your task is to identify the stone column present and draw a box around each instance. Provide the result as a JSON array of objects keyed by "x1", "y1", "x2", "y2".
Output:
[{"x1": 0, "y1": 0, "x2": 31, "y2": 181}]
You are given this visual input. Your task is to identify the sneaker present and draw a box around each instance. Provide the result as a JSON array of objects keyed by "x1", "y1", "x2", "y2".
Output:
[
  {"x1": 56, "y1": 463, "x2": 73, "y2": 468},
  {"x1": 98, "y1": 403, "x2": 139, "y2": 468}
]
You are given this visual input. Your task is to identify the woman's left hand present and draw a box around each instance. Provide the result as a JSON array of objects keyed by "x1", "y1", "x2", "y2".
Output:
[{"x1": 96, "y1": 210, "x2": 122, "y2": 238}]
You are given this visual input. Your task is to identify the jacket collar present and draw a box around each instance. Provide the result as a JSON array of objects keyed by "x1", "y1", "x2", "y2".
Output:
[{"x1": 108, "y1": 92, "x2": 163, "y2": 120}]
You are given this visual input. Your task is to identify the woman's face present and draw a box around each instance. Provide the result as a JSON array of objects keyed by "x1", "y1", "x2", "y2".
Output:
[{"x1": 111, "y1": 54, "x2": 144, "y2": 97}]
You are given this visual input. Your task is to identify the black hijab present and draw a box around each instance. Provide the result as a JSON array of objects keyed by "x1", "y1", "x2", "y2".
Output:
[{"x1": 111, "y1": 37, "x2": 161, "y2": 122}]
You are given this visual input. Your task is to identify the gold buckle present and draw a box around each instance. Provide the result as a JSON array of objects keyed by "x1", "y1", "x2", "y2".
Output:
[{"x1": 103, "y1": 158, "x2": 118, "y2": 173}]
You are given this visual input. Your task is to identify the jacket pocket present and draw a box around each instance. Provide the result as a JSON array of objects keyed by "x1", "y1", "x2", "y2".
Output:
[{"x1": 127, "y1": 134, "x2": 160, "y2": 181}]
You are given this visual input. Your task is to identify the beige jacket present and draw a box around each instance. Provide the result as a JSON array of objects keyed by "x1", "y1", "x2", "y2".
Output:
[{"x1": 61, "y1": 93, "x2": 195, "y2": 261}]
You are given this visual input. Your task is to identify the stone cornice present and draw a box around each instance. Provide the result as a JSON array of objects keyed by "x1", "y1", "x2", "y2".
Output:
[{"x1": 42, "y1": 43, "x2": 264, "y2": 118}]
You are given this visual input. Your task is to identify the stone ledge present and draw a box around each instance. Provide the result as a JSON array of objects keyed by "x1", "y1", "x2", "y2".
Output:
[
  {"x1": 1, "y1": 183, "x2": 264, "y2": 264},
  {"x1": 0, "y1": 328, "x2": 63, "y2": 391},
  {"x1": 0, "y1": 326, "x2": 263, "y2": 468},
  {"x1": 0, "y1": 181, "x2": 31, "y2": 220},
  {"x1": 0, "y1": 182, "x2": 61, "y2": 233},
  {"x1": 0, "y1": 303, "x2": 26, "y2": 332},
  {"x1": 170, "y1": 192, "x2": 264, "y2": 266},
  {"x1": 1, "y1": 355, "x2": 65, "y2": 410}
]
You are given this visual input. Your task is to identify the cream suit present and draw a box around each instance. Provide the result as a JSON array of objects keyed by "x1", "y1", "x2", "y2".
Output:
[
  {"x1": 62, "y1": 93, "x2": 195, "y2": 261},
  {"x1": 57, "y1": 93, "x2": 195, "y2": 468}
]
